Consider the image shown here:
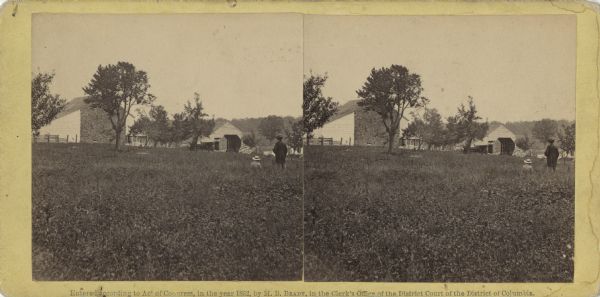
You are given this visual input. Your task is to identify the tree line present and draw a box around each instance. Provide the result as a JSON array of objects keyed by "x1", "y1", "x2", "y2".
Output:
[
  {"x1": 32, "y1": 61, "x2": 304, "y2": 152},
  {"x1": 32, "y1": 61, "x2": 575, "y2": 156},
  {"x1": 303, "y1": 64, "x2": 575, "y2": 156},
  {"x1": 303, "y1": 65, "x2": 491, "y2": 154}
]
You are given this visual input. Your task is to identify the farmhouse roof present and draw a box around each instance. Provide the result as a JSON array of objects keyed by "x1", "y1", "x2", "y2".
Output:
[
  {"x1": 473, "y1": 124, "x2": 517, "y2": 146},
  {"x1": 55, "y1": 96, "x2": 89, "y2": 119},
  {"x1": 327, "y1": 100, "x2": 361, "y2": 122}
]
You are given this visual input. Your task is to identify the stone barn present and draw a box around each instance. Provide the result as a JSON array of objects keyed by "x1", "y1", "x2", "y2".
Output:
[
  {"x1": 37, "y1": 96, "x2": 119, "y2": 143},
  {"x1": 472, "y1": 124, "x2": 517, "y2": 155},
  {"x1": 311, "y1": 100, "x2": 395, "y2": 146}
]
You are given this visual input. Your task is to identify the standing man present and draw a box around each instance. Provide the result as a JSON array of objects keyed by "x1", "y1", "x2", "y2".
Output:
[
  {"x1": 544, "y1": 138, "x2": 560, "y2": 171},
  {"x1": 273, "y1": 135, "x2": 288, "y2": 169}
]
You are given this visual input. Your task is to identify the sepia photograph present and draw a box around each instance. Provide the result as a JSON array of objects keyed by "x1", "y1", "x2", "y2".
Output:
[
  {"x1": 31, "y1": 14, "x2": 303, "y2": 281},
  {"x1": 303, "y1": 15, "x2": 576, "y2": 282}
]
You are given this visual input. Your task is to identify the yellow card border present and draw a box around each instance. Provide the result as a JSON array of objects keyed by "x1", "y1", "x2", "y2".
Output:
[{"x1": 0, "y1": 1, "x2": 599, "y2": 297}]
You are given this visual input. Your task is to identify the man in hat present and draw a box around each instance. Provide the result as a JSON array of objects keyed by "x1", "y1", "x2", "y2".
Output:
[
  {"x1": 544, "y1": 138, "x2": 560, "y2": 171},
  {"x1": 272, "y1": 135, "x2": 288, "y2": 169}
]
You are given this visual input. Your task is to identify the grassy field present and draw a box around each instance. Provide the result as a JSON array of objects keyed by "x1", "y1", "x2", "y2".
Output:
[
  {"x1": 32, "y1": 143, "x2": 302, "y2": 281},
  {"x1": 304, "y1": 146, "x2": 574, "y2": 282}
]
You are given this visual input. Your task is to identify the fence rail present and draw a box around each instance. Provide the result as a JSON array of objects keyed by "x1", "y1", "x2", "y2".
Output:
[
  {"x1": 307, "y1": 137, "x2": 353, "y2": 146},
  {"x1": 33, "y1": 134, "x2": 78, "y2": 143}
]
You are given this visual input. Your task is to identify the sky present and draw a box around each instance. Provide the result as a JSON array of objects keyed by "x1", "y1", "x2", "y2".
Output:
[
  {"x1": 33, "y1": 14, "x2": 575, "y2": 122},
  {"x1": 304, "y1": 15, "x2": 576, "y2": 123},
  {"x1": 32, "y1": 14, "x2": 303, "y2": 119}
]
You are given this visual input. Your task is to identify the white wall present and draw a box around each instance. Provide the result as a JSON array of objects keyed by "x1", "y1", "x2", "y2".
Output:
[
  {"x1": 38, "y1": 110, "x2": 80, "y2": 140},
  {"x1": 312, "y1": 112, "x2": 355, "y2": 145}
]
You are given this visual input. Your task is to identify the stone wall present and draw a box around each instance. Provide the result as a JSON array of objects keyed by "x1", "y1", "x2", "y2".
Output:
[
  {"x1": 80, "y1": 106, "x2": 116, "y2": 144},
  {"x1": 354, "y1": 110, "x2": 397, "y2": 146}
]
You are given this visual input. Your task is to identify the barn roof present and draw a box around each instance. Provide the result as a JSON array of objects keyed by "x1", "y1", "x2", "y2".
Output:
[
  {"x1": 55, "y1": 96, "x2": 89, "y2": 119},
  {"x1": 198, "y1": 121, "x2": 244, "y2": 142},
  {"x1": 327, "y1": 100, "x2": 361, "y2": 122},
  {"x1": 473, "y1": 124, "x2": 516, "y2": 146}
]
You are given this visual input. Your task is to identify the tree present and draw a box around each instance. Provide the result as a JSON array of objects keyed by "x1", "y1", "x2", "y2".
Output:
[
  {"x1": 356, "y1": 65, "x2": 428, "y2": 153},
  {"x1": 446, "y1": 96, "x2": 489, "y2": 153},
  {"x1": 558, "y1": 122, "x2": 575, "y2": 157},
  {"x1": 403, "y1": 109, "x2": 447, "y2": 150},
  {"x1": 258, "y1": 115, "x2": 285, "y2": 142},
  {"x1": 532, "y1": 119, "x2": 558, "y2": 144},
  {"x1": 83, "y1": 61, "x2": 155, "y2": 150},
  {"x1": 183, "y1": 92, "x2": 215, "y2": 150},
  {"x1": 515, "y1": 135, "x2": 532, "y2": 151},
  {"x1": 170, "y1": 112, "x2": 191, "y2": 146},
  {"x1": 31, "y1": 72, "x2": 66, "y2": 136},
  {"x1": 286, "y1": 120, "x2": 304, "y2": 154},
  {"x1": 242, "y1": 130, "x2": 257, "y2": 148},
  {"x1": 129, "y1": 105, "x2": 170, "y2": 147},
  {"x1": 303, "y1": 73, "x2": 339, "y2": 145}
]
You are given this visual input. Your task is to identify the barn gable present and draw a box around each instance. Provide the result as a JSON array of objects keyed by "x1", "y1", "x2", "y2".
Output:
[
  {"x1": 38, "y1": 96, "x2": 116, "y2": 144},
  {"x1": 312, "y1": 99, "x2": 393, "y2": 146},
  {"x1": 473, "y1": 124, "x2": 517, "y2": 155},
  {"x1": 196, "y1": 121, "x2": 244, "y2": 152},
  {"x1": 209, "y1": 121, "x2": 244, "y2": 139}
]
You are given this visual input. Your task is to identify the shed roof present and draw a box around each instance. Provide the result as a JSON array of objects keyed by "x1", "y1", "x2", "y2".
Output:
[
  {"x1": 199, "y1": 121, "x2": 244, "y2": 142},
  {"x1": 473, "y1": 124, "x2": 517, "y2": 146}
]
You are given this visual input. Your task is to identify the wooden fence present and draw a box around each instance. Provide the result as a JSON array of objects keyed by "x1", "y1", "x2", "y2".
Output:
[
  {"x1": 307, "y1": 137, "x2": 352, "y2": 146},
  {"x1": 33, "y1": 134, "x2": 78, "y2": 143}
]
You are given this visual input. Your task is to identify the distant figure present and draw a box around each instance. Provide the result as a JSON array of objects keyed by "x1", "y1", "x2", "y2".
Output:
[
  {"x1": 250, "y1": 155, "x2": 262, "y2": 169},
  {"x1": 522, "y1": 158, "x2": 533, "y2": 171},
  {"x1": 544, "y1": 139, "x2": 560, "y2": 171},
  {"x1": 273, "y1": 135, "x2": 288, "y2": 169}
]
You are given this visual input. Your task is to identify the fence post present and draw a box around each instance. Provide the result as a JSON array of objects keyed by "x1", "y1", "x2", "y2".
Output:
[
  {"x1": 349, "y1": 137, "x2": 352, "y2": 146},
  {"x1": 66, "y1": 135, "x2": 69, "y2": 143},
  {"x1": 47, "y1": 135, "x2": 50, "y2": 143},
  {"x1": 75, "y1": 134, "x2": 78, "y2": 143},
  {"x1": 320, "y1": 137, "x2": 324, "y2": 146}
]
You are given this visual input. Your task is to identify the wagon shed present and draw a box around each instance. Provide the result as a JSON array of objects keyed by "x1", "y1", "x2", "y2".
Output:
[
  {"x1": 199, "y1": 121, "x2": 243, "y2": 152},
  {"x1": 472, "y1": 124, "x2": 517, "y2": 155}
]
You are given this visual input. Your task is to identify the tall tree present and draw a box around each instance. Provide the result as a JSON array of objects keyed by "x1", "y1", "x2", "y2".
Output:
[
  {"x1": 558, "y1": 122, "x2": 575, "y2": 157},
  {"x1": 83, "y1": 61, "x2": 155, "y2": 150},
  {"x1": 286, "y1": 120, "x2": 304, "y2": 154},
  {"x1": 170, "y1": 112, "x2": 191, "y2": 146},
  {"x1": 242, "y1": 130, "x2": 257, "y2": 148},
  {"x1": 183, "y1": 92, "x2": 215, "y2": 150},
  {"x1": 258, "y1": 115, "x2": 285, "y2": 142},
  {"x1": 515, "y1": 135, "x2": 532, "y2": 151},
  {"x1": 129, "y1": 105, "x2": 170, "y2": 147},
  {"x1": 356, "y1": 65, "x2": 428, "y2": 153},
  {"x1": 403, "y1": 109, "x2": 447, "y2": 150},
  {"x1": 446, "y1": 96, "x2": 489, "y2": 153},
  {"x1": 303, "y1": 73, "x2": 339, "y2": 145},
  {"x1": 31, "y1": 72, "x2": 66, "y2": 136},
  {"x1": 532, "y1": 119, "x2": 559, "y2": 144}
]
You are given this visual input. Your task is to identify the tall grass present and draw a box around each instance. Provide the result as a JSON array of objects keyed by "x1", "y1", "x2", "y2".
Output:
[
  {"x1": 32, "y1": 143, "x2": 302, "y2": 280},
  {"x1": 304, "y1": 146, "x2": 574, "y2": 282}
]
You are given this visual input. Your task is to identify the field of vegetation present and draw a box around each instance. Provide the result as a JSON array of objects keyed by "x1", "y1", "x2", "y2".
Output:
[
  {"x1": 32, "y1": 143, "x2": 302, "y2": 281},
  {"x1": 304, "y1": 146, "x2": 574, "y2": 282}
]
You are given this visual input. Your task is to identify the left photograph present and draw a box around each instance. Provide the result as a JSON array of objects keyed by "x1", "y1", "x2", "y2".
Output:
[{"x1": 31, "y1": 14, "x2": 303, "y2": 281}]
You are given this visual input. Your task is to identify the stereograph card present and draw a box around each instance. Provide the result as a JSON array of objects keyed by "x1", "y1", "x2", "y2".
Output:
[{"x1": 0, "y1": 1, "x2": 599, "y2": 297}]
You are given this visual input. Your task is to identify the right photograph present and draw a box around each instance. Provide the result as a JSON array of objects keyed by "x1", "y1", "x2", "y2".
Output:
[{"x1": 303, "y1": 15, "x2": 576, "y2": 282}]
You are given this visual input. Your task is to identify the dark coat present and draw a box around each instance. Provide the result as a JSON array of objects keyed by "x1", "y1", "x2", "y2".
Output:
[
  {"x1": 273, "y1": 141, "x2": 288, "y2": 163},
  {"x1": 545, "y1": 144, "x2": 559, "y2": 167}
]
